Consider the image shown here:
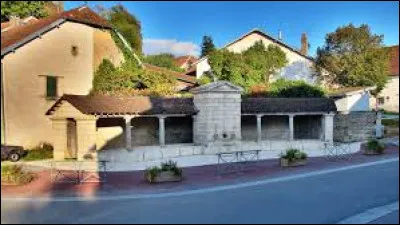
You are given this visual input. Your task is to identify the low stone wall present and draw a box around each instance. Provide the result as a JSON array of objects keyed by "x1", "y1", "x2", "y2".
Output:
[{"x1": 334, "y1": 112, "x2": 377, "y2": 142}]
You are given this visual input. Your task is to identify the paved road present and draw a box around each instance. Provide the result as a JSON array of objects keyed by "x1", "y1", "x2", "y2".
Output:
[
  {"x1": 1, "y1": 160, "x2": 399, "y2": 224},
  {"x1": 369, "y1": 210, "x2": 399, "y2": 224}
]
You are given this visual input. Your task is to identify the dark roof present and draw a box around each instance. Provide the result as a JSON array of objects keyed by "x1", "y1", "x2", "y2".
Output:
[
  {"x1": 46, "y1": 95, "x2": 198, "y2": 116},
  {"x1": 1, "y1": 6, "x2": 111, "y2": 56},
  {"x1": 385, "y1": 45, "x2": 399, "y2": 76},
  {"x1": 143, "y1": 63, "x2": 197, "y2": 84},
  {"x1": 241, "y1": 98, "x2": 337, "y2": 114}
]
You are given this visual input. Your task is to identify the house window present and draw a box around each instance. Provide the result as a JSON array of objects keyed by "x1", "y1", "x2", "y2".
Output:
[
  {"x1": 377, "y1": 97, "x2": 385, "y2": 105},
  {"x1": 46, "y1": 76, "x2": 58, "y2": 98}
]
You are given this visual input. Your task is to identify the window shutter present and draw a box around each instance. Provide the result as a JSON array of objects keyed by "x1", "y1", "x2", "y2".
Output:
[{"x1": 47, "y1": 76, "x2": 57, "y2": 97}]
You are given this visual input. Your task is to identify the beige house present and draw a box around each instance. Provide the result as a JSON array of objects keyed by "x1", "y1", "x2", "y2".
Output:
[
  {"x1": 193, "y1": 29, "x2": 317, "y2": 84},
  {"x1": 1, "y1": 6, "x2": 125, "y2": 149},
  {"x1": 371, "y1": 46, "x2": 399, "y2": 112}
]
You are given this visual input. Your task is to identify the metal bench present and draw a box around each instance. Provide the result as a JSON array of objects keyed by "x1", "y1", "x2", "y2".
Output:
[
  {"x1": 50, "y1": 160, "x2": 109, "y2": 184},
  {"x1": 217, "y1": 150, "x2": 261, "y2": 175}
]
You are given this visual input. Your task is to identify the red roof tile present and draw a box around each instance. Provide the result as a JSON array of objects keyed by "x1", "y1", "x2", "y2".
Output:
[
  {"x1": 174, "y1": 55, "x2": 197, "y2": 67},
  {"x1": 143, "y1": 63, "x2": 197, "y2": 84},
  {"x1": 386, "y1": 45, "x2": 399, "y2": 76},
  {"x1": 1, "y1": 6, "x2": 111, "y2": 54}
]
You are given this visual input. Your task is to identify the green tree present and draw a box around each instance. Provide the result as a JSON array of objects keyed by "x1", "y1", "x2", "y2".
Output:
[
  {"x1": 108, "y1": 4, "x2": 142, "y2": 54},
  {"x1": 208, "y1": 41, "x2": 287, "y2": 91},
  {"x1": 200, "y1": 35, "x2": 216, "y2": 57},
  {"x1": 1, "y1": 1, "x2": 47, "y2": 22},
  {"x1": 316, "y1": 24, "x2": 390, "y2": 91},
  {"x1": 144, "y1": 53, "x2": 184, "y2": 72}
]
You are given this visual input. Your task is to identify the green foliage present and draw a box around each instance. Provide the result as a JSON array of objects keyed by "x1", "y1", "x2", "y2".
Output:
[
  {"x1": 144, "y1": 54, "x2": 184, "y2": 72},
  {"x1": 280, "y1": 149, "x2": 307, "y2": 162},
  {"x1": 316, "y1": 24, "x2": 390, "y2": 91},
  {"x1": 1, "y1": 165, "x2": 35, "y2": 185},
  {"x1": 1, "y1": 1, "x2": 47, "y2": 22},
  {"x1": 382, "y1": 119, "x2": 399, "y2": 128},
  {"x1": 108, "y1": 4, "x2": 142, "y2": 54},
  {"x1": 208, "y1": 41, "x2": 288, "y2": 91},
  {"x1": 23, "y1": 143, "x2": 53, "y2": 161},
  {"x1": 197, "y1": 73, "x2": 213, "y2": 85},
  {"x1": 145, "y1": 166, "x2": 162, "y2": 183},
  {"x1": 92, "y1": 59, "x2": 177, "y2": 97},
  {"x1": 200, "y1": 35, "x2": 216, "y2": 57},
  {"x1": 367, "y1": 139, "x2": 385, "y2": 153},
  {"x1": 268, "y1": 79, "x2": 326, "y2": 98}
]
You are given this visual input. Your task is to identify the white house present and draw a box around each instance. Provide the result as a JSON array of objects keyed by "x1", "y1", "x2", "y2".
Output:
[{"x1": 193, "y1": 28, "x2": 317, "y2": 84}]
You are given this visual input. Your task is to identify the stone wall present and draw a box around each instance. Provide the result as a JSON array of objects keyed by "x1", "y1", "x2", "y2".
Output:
[{"x1": 334, "y1": 112, "x2": 377, "y2": 142}]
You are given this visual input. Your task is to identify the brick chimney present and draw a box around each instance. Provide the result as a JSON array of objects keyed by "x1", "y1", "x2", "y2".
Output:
[{"x1": 300, "y1": 33, "x2": 308, "y2": 55}]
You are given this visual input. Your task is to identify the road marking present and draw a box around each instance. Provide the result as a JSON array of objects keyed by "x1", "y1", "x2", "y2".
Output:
[
  {"x1": 1, "y1": 157, "x2": 398, "y2": 202},
  {"x1": 337, "y1": 201, "x2": 399, "y2": 224}
]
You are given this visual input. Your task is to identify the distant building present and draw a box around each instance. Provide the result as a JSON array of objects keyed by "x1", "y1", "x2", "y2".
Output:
[{"x1": 173, "y1": 55, "x2": 197, "y2": 71}]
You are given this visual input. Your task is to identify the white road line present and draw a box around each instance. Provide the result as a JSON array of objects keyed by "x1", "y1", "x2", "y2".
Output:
[
  {"x1": 337, "y1": 201, "x2": 399, "y2": 224},
  {"x1": 1, "y1": 157, "x2": 398, "y2": 203}
]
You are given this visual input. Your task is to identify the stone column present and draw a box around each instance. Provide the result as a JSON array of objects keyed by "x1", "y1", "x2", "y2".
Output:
[
  {"x1": 52, "y1": 119, "x2": 68, "y2": 160},
  {"x1": 125, "y1": 116, "x2": 132, "y2": 150},
  {"x1": 76, "y1": 118, "x2": 97, "y2": 161},
  {"x1": 158, "y1": 116, "x2": 166, "y2": 146},
  {"x1": 323, "y1": 113, "x2": 334, "y2": 143},
  {"x1": 320, "y1": 115, "x2": 325, "y2": 140},
  {"x1": 289, "y1": 115, "x2": 295, "y2": 141},
  {"x1": 376, "y1": 110, "x2": 383, "y2": 138},
  {"x1": 256, "y1": 115, "x2": 263, "y2": 142}
]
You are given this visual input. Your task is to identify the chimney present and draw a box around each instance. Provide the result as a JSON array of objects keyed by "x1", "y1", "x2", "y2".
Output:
[
  {"x1": 300, "y1": 33, "x2": 308, "y2": 55},
  {"x1": 278, "y1": 30, "x2": 283, "y2": 41},
  {"x1": 9, "y1": 15, "x2": 22, "y2": 28}
]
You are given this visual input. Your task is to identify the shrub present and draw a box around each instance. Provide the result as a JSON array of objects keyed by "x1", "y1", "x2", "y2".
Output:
[
  {"x1": 23, "y1": 143, "x2": 53, "y2": 161},
  {"x1": 268, "y1": 79, "x2": 326, "y2": 98},
  {"x1": 1, "y1": 165, "x2": 35, "y2": 185},
  {"x1": 382, "y1": 119, "x2": 399, "y2": 128},
  {"x1": 367, "y1": 139, "x2": 385, "y2": 154},
  {"x1": 280, "y1": 149, "x2": 308, "y2": 162}
]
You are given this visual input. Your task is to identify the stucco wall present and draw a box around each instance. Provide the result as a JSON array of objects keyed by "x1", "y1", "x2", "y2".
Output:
[
  {"x1": 334, "y1": 112, "x2": 376, "y2": 142},
  {"x1": 2, "y1": 22, "x2": 95, "y2": 148},
  {"x1": 196, "y1": 32, "x2": 317, "y2": 83},
  {"x1": 371, "y1": 77, "x2": 399, "y2": 112},
  {"x1": 93, "y1": 29, "x2": 124, "y2": 69},
  {"x1": 335, "y1": 92, "x2": 372, "y2": 113}
]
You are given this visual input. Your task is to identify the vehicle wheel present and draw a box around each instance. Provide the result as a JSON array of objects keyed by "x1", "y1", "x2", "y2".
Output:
[{"x1": 9, "y1": 152, "x2": 21, "y2": 162}]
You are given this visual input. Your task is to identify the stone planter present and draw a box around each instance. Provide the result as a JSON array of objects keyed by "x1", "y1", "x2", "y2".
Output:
[
  {"x1": 146, "y1": 171, "x2": 182, "y2": 184},
  {"x1": 280, "y1": 158, "x2": 307, "y2": 167},
  {"x1": 363, "y1": 149, "x2": 384, "y2": 156}
]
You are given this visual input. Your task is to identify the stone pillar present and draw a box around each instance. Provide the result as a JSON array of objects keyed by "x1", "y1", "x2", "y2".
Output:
[
  {"x1": 52, "y1": 119, "x2": 68, "y2": 160},
  {"x1": 76, "y1": 118, "x2": 97, "y2": 161},
  {"x1": 158, "y1": 116, "x2": 166, "y2": 146},
  {"x1": 256, "y1": 115, "x2": 263, "y2": 142},
  {"x1": 375, "y1": 110, "x2": 383, "y2": 139},
  {"x1": 125, "y1": 117, "x2": 132, "y2": 150},
  {"x1": 320, "y1": 115, "x2": 325, "y2": 140},
  {"x1": 289, "y1": 115, "x2": 294, "y2": 141},
  {"x1": 323, "y1": 113, "x2": 334, "y2": 143}
]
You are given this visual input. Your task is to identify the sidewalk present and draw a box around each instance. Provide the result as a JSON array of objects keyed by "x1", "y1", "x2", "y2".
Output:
[{"x1": 1, "y1": 146, "x2": 398, "y2": 199}]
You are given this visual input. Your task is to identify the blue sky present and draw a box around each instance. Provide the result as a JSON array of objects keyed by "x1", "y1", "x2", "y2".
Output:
[{"x1": 65, "y1": 1, "x2": 399, "y2": 57}]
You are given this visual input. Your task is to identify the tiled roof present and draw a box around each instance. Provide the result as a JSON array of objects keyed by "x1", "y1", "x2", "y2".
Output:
[
  {"x1": 46, "y1": 95, "x2": 198, "y2": 116},
  {"x1": 1, "y1": 6, "x2": 111, "y2": 55},
  {"x1": 386, "y1": 45, "x2": 399, "y2": 76},
  {"x1": 174, "y1": 55, "x2": 197, "y2": 67},
  {"x1": 241, "y1": 98, "x2": 337, "y2": 114},
  {"x1": 143, "y1": 63, "x2": 197, "y2": 84},
  {"x1": 327, "y1": 86, "x2": 376, "y2": 97}
]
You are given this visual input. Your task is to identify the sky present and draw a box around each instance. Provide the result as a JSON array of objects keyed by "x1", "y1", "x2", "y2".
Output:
[{"x1": 65, "y1": 1, "x2": 399, "y2": 57}]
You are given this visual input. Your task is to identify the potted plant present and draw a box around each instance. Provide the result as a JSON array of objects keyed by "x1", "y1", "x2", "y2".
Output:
[
  {"x1": 280, "y1": 149, "x2": 308, "y2": 167},
  {"x1": 1, "y1": 165, "x2": 35, "y2": 185},
  {"x1": 364, "y1": 139, "x2": 385, "y2": 155},
  {"x1": 145, "y1": 160, "x2": 183, "y2": 183}
]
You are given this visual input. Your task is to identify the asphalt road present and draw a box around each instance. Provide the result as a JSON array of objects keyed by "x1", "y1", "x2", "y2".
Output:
[{"x1": 1, "y1": 160, "x2": 399, "y2": 224}]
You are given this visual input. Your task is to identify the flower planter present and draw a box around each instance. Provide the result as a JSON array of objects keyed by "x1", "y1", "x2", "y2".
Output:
[
  {"x1": 146, "y1": 171, "x2": 182, "y2": 184},
  {"x1": 280, "y1": 158, "x2": 307, "y2": 167}
]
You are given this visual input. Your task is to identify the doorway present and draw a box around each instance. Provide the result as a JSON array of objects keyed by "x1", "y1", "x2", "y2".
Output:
[{"x1": 66, "y1": 118, "x2": 77, "y2": 159}]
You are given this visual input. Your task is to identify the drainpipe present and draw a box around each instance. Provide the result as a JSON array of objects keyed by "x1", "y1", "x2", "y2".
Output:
[
  {"x1": 1, "y1": 59, "x2": 6, "y2": 145},
  {"x1": 114, "y1": 29, "x2": 143, "y2": 68}
]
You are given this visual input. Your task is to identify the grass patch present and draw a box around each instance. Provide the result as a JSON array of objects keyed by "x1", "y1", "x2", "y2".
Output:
[
  {"x1": 22, "y1": 143, "x2": 53, "y2": 161},
  {"x1": 382, "y1": 119, "x2": 399, "y2": 128},
  {"x1": 1, "y1": 165, "x2": 35, "y2": 185},
  {"x1": 383, "y1": 110, "x2": 399, "y2": 115}
]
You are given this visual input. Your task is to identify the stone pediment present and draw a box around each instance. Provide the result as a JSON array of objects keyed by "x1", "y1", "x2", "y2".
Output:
[{"x1": 191, "y1": 81, "x2": 243, "y2": 94}]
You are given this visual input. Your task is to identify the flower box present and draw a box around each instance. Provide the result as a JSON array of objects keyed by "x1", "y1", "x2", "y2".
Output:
[
  {"x1": 363, "y1": 149, "x2": 384, "y2": 156},
  {"x1": 146, "y1": 171, "x2": 182, "y2": 183},
  {"x1": 280, "y1": 158, "x2": 307, "y2": 167}
]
